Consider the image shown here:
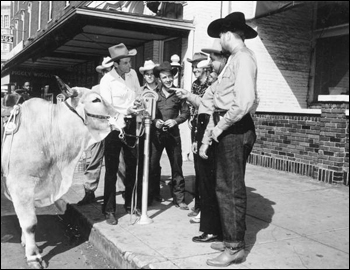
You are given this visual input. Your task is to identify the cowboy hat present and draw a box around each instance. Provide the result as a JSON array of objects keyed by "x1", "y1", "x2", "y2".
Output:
[
  {"x1": 106, "y1": 43, "x2": 137, "y2": 63},
  {"x1": 96, "y1": 57, "x2": 114, "y2": 73},
  {"x1": 153, "y1": 61, "x2": 178, "y2": 78},
  {"x1": 202, "y1": 39, "x2": 223, "y2": 55},
  {"x1": 197, "y1": 59, "x2": 211, "y2": 69},
  {"x1": 139, "y1": 60, "x2": 158, "y2": 74},
  {"x1": 186, "y1": 52, "x2": 208, "y2": 63},
  {"x1": 207, "y1": 12, "x2": 257, "y2": 39}
]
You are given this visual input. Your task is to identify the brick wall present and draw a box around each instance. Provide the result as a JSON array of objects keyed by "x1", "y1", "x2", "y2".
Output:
[
  {"x1": 182, "y1": 2, "x2": 314, "y2": 112},
  {"x1": 250, "y1": 101, "x2": 349, "y2": 185}
]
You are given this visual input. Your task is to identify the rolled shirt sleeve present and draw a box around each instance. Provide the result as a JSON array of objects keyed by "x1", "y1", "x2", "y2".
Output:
[{"x1": 174, "y1": 99, "x2": 190, "y2": 124}]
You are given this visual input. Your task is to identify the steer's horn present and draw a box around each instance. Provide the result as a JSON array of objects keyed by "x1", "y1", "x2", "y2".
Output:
[{"x1": 54, "y1": 75, "x2": 78, "y2": 97}]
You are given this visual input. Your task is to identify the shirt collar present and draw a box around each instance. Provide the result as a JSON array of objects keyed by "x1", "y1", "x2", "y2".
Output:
[
  {"x1": 157, "y1": 85, "x2": 175, "y2": 99},
  {"x1": 232, "y1": 43, "x2": 246, "y2": 56},
  {"x1": 110, "y1": 68, "x2": 131, "y2": 80}
]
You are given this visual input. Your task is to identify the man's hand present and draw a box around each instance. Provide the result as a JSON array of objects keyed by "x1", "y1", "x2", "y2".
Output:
[
  {"x1": 164, "y1": 119, "x2": 177, "y2": 128},
  {"x1": 211, "y1": 126, "x2": 223, "y2": 142},
  {"x1": 192, "y1": 142, "x2": 198, "y2": 154},
  {"x1": 127, "y1": 106, "x2": 144, "y2": 116},
  {"x1": 173, "y1": 88, "x2": 190, "y2": 99},
  {"x1": 155, "y1": 119, "x2": 164, "y2": 129},
  {"x1": 199, "y1": 144, "x2": 209, "y2": 159}
]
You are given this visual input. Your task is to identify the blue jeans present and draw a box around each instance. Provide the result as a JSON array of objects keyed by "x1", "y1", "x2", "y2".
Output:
[{"x1": 215, "y1": 115, "x2": 256, "y2": 248}]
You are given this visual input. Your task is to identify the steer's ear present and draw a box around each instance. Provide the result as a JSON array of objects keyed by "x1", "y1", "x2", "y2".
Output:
[{"x1": 75, "y1": 102, "x2": 86, "y2": 123}]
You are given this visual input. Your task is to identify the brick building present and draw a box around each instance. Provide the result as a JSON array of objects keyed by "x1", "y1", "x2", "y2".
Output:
[{"x1": 1, "y1": 1, "x2": 349, "y2": 185}]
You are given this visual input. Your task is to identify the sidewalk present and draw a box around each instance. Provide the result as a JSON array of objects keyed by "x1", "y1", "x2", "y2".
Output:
[{"x1": 61, "y1": 155, "x2": 349, "y2": 269}]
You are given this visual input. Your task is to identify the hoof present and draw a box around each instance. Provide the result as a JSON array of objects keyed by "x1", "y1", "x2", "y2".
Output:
[{"x1": 27, "y1": 259, "x2": 47, "y2": 269}]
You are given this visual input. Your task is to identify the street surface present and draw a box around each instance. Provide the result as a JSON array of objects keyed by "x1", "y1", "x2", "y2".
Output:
[{"x1": 1, "y1": 183, "x2": 117, "y2": 269}]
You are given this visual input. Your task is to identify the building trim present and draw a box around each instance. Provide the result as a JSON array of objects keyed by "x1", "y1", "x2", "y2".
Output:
[
  {"x1": 76, "y1": 7, "x2": 194, "y2": 31},
  {"x1": 256, "y1": 108, "x2": 321, "y2": 115},
  {"x1": 318, "y1": 95, "x2": 349, "y2": 102}
]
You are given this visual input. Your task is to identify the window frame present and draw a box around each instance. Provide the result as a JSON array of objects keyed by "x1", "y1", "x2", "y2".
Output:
[{"x1": 308, "y1": 2, "x2": 349, "y2": 104}]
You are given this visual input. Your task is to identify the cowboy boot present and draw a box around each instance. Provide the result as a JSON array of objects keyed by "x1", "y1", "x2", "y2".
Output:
[
  {"x1": 206, "y1": 248, "x2": 245, "y2": 267},
  {"x1": 210, "y1": 241, "x2": 225, "y2": 251},
  {"x1": 77, "y1": 190, "x2": 95, "y2": 206}
]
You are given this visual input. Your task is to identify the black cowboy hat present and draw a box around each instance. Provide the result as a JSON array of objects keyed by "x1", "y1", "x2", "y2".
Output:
[
  {"x1": 207, "y1": 12, "x2": 257, "y2": 39},
  {"x1": 153, "y1": 61, "x2": 178, "y2": 78}
]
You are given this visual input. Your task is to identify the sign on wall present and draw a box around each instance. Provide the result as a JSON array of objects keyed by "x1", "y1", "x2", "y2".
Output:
[{"x1": 1, "y1": 34, "x2": 13, "y2": 43}]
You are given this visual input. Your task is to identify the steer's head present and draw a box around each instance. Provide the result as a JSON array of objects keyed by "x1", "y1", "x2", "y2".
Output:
[{"x1": 64, "y1": 87, "x2": 124, "y2": 142}]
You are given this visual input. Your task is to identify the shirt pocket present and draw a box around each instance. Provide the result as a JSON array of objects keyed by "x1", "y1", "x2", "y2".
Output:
[{"x1": 111, "y1": 84, "x2": 127, "y2": 106}]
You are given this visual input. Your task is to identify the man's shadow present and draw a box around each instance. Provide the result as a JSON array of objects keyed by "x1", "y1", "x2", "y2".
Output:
[{"x1": 245, "y1": 186, "x2": 276, "y2": 256}]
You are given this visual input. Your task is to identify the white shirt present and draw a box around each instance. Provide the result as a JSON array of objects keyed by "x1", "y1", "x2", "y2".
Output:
[{"x1": 100, "y1": 68, "x2": 140, "y2": 115}]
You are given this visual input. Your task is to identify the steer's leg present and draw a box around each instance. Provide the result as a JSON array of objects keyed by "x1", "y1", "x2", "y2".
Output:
[{"x1": 9, "y1": 177, "x2": 46, "y2": 269}]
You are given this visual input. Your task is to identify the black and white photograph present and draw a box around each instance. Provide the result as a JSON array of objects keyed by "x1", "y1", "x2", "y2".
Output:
[{"x1": 1, "y1": 1, "x2": 349, "y2": 269}]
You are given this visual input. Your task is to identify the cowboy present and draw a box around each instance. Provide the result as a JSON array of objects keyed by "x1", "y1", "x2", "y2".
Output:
[
  {"x1": 138, "y1": 59, "x2": 164, "y2": 204},
  {"x1": 176, "y1": 12, "x2": 259, "y2": 266},
  {"x1": 77, "y1": 56, "x2": 113, "y2": 206},
  {"x1": 188, "y1": 39, "x2": 229, "y2": 243},
  {"x1": 149, "y1": 61, "x2": 190, "y2": 210},
  {"x1": 100, "y1": 44, "x2": 142, "y2": 225},
  {"x1": 139, "y1": 59, "x2": 159, "y2": 92},
  {"x1": 186, "y1": 52, "x2": 210, "y2": 219}
]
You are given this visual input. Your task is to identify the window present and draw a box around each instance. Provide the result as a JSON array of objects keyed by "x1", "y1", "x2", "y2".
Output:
[
  {"x1": 38, "y1": 1, "x2": 41, "y2": 31},
  {"x1": 311, "y1": 2, "x2": 349, "y2": 101},
  {"x1": 15, "y1": 20, "x2": 18, "y2": 44},
  {"x1": 4, "y1": 15, "x2": 9, "y2": 27},
  {"x1": 21, "y1": 10, "x2": 25, "y2": 41},
  {"x1": 48, "y1": 1, "x2": 53, "y2": 22},
  {"x1": 27, "y1": 2, "x2": 32, "y2": 38}
]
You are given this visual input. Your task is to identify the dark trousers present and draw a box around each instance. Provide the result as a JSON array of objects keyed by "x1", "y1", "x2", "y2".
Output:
[
  {"x1": 215, "y1": 114, "x2": 256, "y2": 246},
  {"x1": 83, "y1": 140, "x2": 105, "y2": 192},
  {"x1": 196, "y1": 114, "x2": 221, "y2": 235},
  {"x1": 103, "y1": 130, "x2": 142, "y2": 214},
  {"x1": 150, "y1": 130, "x2": 185, "y2": 205},
  {"x1": 192, "y1": 123, "x2": 201, "y2": 212}
]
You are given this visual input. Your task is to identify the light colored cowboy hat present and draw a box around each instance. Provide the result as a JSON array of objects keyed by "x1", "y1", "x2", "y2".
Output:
[
  {"x1": 153, "y1": 61, "x2": 178, "y2": 78},
  {"x1": 139, "y1": 60, "x2": 158, "y2": 74},
  {"x1": 197, "y1": 59, "x2": 211, "y2": 69},
  {"x1": 186, "y1": 52, "x2": 208, "y2": 63},
  {"x1": 201, "y1": 39, "x2": 223, "y2": 55},
  {"x1": 96, "y1": 57, "x2": 114, "y2": 73},
  {"x1": 106, "y1": 43, "x2": 137, "y2": 63},
  {"x1": 207, "y1": 12, "x2": 258, "y2": 39}
]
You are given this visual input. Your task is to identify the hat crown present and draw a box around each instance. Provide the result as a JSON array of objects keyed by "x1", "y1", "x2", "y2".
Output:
[
  {"x1": 107, "y1": 43, "x2": 137, "y2": 62},
  {"x1": 226, "y1": 12, "x2": 246, "y2": 24},
  {"x1": 153, "y1": 61, "x2": 177, "y2": 78},
  {"x1": 202, "y1": 38, "x2": 222, "y2": 54},
  {"x1": 139, "y1": 60, "x2": 158, "y2": 74},
  {"x1": 144, "y1": 60, "x2": 155, "y2": 68},
  {"x1": 187, "y1": 52, "x2": 207, "y2": 63}
]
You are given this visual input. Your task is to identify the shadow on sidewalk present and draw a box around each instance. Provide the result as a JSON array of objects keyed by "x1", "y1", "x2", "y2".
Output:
[
  {"x1": 1, "y1": 196, "x2": 87, "y2": 269},
  {"x1": 245, "y1": 186, "x2": 276, "y2": 255}
]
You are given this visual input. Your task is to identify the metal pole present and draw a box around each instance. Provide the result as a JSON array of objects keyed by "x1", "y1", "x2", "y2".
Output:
[{"x1": 138, "y1": 115, "x2": 153, "y2": 225}]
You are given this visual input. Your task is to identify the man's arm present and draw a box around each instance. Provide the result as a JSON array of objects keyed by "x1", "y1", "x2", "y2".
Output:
[{"x1": 174, "y1": 99, "x2": 190, "y2": 124}]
